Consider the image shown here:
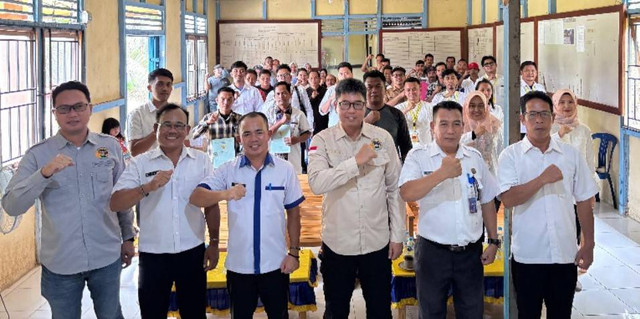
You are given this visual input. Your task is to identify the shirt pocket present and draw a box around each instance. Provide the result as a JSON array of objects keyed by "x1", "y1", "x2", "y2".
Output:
[{"x1": 91, "y1": 170, "x2": 113, "y2": 203}]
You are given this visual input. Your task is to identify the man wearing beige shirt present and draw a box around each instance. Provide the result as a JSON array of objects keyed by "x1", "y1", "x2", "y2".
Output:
[{"x1": 308, "y1": 78, "x2": 405, "y2": 319}]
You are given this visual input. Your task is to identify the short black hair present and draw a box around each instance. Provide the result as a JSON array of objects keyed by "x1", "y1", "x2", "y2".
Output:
[
  {"x1": 475, "y1": 79, "x2": 495, "y2": 105},
  {"x1": 520, "y1": 91, "x2": 553, "y2": 114},
  {"x1": 246, "y1": 69, "x2": 257, "y2": 76},
  {"x1": 308, "y1": 69, "x2": 320, "y2": 77},
  {"x1": 156, "y1": 103, "x2": 189, "y2": 123},
  {"x1": 259, "y1": 69, "x2": 272, "y2": 77},
  {"x1": 238, "y1": 111, "x2": 269, "y2": 131},
  {"x1": 52, "y1": 81, "x2": 91, "y2": 106},
  {"x1": 381, "y1": 58, "x2": 391, "y2": 64},
  {"x1": 425, "y1": 53, "x2": 434, "y2": 59},
  {"x1": 435, "y1": 62, "x2": 447, "y2": 69},
  {"x1": 382, "y1": 65, "x2": 393, "y2": 72},
  {"x1": 458, "y1": 58, "x2": 467, "y2": 63},
  {"x1": 274, "y1": 81, "x2": 291, "y2": 93},
  {"x1": 230, "y1": 61, "x2": 248, "y2": 71},
  {"x1": 433, "y1": 100, "x2": 463, "y2": 118},
  {"x1": 481, "y1": 55, "x2": 496, "y2": 66},
  {"x1": 335, "y1": 78, "x2": 366, "y2": 100},
  {"x1": 320, "y1": 68, "x2": 328, "y2": 74},
  {"x1": 441, "y1": 68, "x2": 458, "y2": 78},
  {"x1": 391, "y1": 66, "x2": 406, "y2": 75},
  {"x1": 337, "y1": 62, "x2": 353, "y2": 72},
  {"x1": 148, "y1": 68, "x2": 174, "y2": 83},
  {"x1": 265, "y1": 56, "x2": 273, "y2": 60},
  {"x1": 276, "y1": 64, "x2": 291, "y2": 73},
  {"x1": 101, "y1": 117, "x2": 122, "y2": 138},
  {"x1": 218, "y1": 86, "x2": 235, "y2": 95},
  {"x1": 403, "y1": 77, "x2": 420, "y2": 86},
  {"x1": 376, "y1": 53, "x2": 385, "y2": 58},
  {"x1": 297, "y1": 68, "x2": 308, "y2": 75},
  {"x1": 520, "y1": 60, "x2": 538, "y2": 72},
  {"x1": 446, "y1": 56, "x2": 456, "y2": 62},
  {"x1": 415, "y1": 60, "x2": 425, "y2": 66},
  {"x1": 363, "y1": 70, "x2": 386, "y2": 85}
]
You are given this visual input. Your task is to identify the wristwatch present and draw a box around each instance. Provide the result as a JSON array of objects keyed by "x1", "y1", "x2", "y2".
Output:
[{"x1": 488, "y1": 238, "x2": 501, "y2": 248}]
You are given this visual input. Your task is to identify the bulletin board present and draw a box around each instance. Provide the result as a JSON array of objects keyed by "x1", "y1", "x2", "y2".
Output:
[
  {"x1": 536, "y1": 6, "x2": 624, "y2": 114},
  {"x1": 467, "y1": 25, "x2": 494, "y2": 65},
  {"x1": 379, "y1": 28, "x2": 464, "y2": 71},
  {"x1": 495, "y1": 20, "x2": 535, "y2": 75},
  {"x1": 216, "y1": 20, "x2": 322, "y2": 69}
]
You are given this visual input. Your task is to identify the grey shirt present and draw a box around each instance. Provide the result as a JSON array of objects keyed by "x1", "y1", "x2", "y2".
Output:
[{"x1": 2, "y1": 132, "x2": 134, "y2": 275}]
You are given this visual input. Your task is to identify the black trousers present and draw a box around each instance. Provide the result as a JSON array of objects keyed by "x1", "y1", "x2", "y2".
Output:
[
  {"x1": 226, "y1": 269, "x2": 290, "y2": 319},
  {"x1": 511, "y1": 259, "x2": 577, "y2": 319},
  {"x1": 320, "y1": 242, "x2": 392, "y2": 319},
  {"x1": 138, "y1": 244, "x2": 207, "y2": 319},
  {"x1": 414, "y1": 236, "x2": 484, "y2": 319}
]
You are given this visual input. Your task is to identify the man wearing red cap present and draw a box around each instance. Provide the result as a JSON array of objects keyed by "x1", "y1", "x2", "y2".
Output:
[{"x1": 461, "y1": 62, "x2": 481, "y2": 94}]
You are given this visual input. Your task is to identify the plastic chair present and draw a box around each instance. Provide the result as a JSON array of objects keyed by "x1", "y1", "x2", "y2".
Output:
[{"x1": 592, "y1": 133, "x2": 618, "y2": 209}]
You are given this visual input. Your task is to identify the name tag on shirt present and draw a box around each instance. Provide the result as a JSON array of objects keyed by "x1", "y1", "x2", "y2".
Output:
[
  {"x1": 265, "y1": 183, "x2": 285, "y2": 191},
  {"x1": 145, "y1": 170, "x2": 159, "y2": 177}
]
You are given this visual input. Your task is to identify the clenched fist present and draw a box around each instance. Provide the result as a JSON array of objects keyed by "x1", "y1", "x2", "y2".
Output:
[
  {"x1": 355, "y1": 144, "x2": 377, "y2": 166},
  {"x1": 438, "y1": 155, "x2": 462, "y2": 179},
  {"x1": 41, "y1": 154, "x2": 74, "y2": 178},
  {"x1": 541, "y1": 164, "x2": 563, "y2": 184},
  {"x1": 226, "y1": 184, "x2": 246, "y2": 201},
  {"x1": 364, "y1": 110, "x2": 381, "y2": 124},
  {"x1": 146, "y1": 170, "x2": 173, "y2": 192}
]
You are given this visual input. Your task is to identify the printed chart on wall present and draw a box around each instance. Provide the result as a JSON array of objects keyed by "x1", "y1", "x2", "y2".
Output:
[
  {"x1": 380, "y1": 29, "x2": 462, "y2": 71},
  {"x1": 468, "y1": 27, "x2": 494, "y2": 66},
  {"x1": 217, "y1": 21, "x2": 321, "y2": 69},
  {"x1": 537, "y1": 11, "x2": 620, "y2": 111}
]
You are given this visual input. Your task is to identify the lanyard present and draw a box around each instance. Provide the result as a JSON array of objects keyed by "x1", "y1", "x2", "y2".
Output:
[{"x1": 409, "y1": 102, "x2": 422, "y2": 129}]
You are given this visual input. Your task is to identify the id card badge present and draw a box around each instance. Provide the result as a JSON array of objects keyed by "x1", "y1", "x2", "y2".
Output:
[
  {"x1": 410, "y1": 129, "x2": 419, "y2": 146},
  {"x1": 467, "y1": 173, "x2": 478, "y2": 214}
]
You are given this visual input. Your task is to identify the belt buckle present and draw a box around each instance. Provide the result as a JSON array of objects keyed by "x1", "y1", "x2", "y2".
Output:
[{"x1": 449, "y1": 245, "x2": 465, "y2": 252}]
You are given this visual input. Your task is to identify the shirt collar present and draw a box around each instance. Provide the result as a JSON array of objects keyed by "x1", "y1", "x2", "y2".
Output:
[
  {"x1": 146, "y1": 101, "x2": 158, "y2": 112},
  {"x1": 521, "y1": 135, "x2": 563, "y2": 154},
  {"x1": 276, "y1": 106, "x2": 292, "y2": 116},
  {"x1": 428, "y1": 141, "x2": 468, "y2": 159},
  {"x1": 336, "y1": 122, "x2": 374, "y2": 140},
  {"x1": 239, "y1": 153, "x2": 275, "y2": 168},
  {"x1": 53, "y1": 130, "x2": 96, "y2": 149},
  {"x1": 148, "y1": 145, "x2": 195, "y2": 160}
]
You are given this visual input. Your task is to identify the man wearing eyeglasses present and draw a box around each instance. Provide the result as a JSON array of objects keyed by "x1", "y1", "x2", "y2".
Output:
[
  {"x1": 307, "y1": 78, "x2": 404, "y2": 319},
  {"x1": 498, "y1": 91, "x2": 597, "y2": 318},
  {"x1": 519, "y1": 61, "x2": 546, "y2": 138},
  {"x1": 261, "y1": 64, "x2": 314, "y2": 129},
  {"x1": 2, "y1": 81, "x2": 134, "y2": 319},
  {"x1": 475, "y1": 56, "x2": 504, "y2": 107},
  {"x1": 385, "y1": 66, "x2": 407, "y2": 107},
  {"x1": 111, "y1": 104, "x2": 216, "y2": 317}
]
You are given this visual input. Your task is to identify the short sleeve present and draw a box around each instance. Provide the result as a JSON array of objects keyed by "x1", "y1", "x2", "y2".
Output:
[
  {"x1": 297, "y1": 112, "x2": 311, "y2": 135},
  {"x1": 284, "y1": 165, "x2": 305, "y2": 209},
  {"x1": 198, "y1": 162, "x2": 229, "y2": 191},
  {"x1": 125, "y1": 109, "x2": 145, "y2": 142},
  {"x1": 572, "y1": 148, "x2": 599, "y2": 202},
  {"x1": 478, "y1": 158, "x2": 499, "y2": 204},
  {"x1": 112, "y1": 158, "x2": 142, "y2": 193},
  {"x1": 398, "y1": 148, "x2": 424, "y2": 188},
  {"x1": 497, "y1": 146, "x2": 519, "y2": 195}
]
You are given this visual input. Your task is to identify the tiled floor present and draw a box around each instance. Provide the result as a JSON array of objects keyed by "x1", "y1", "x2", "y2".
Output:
[{"x1": 1, "y1": 203, "x2": 640, "y2": 318}]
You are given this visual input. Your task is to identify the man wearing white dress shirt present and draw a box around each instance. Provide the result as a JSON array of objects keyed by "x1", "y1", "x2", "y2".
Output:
[
  {"x1": 228, "y1": 61, "x2": 263, "y2": 115},
  {"x1": 498, "y1": 91, "x2": 597, "y2": 318},
  {"x1": 399, "y1": 101, "x2": 499, "y2": 318},
  {"x1": 190, "y1": 112, "x2": 304, "y2": 318},
  {"x1": 261, "y1": 64, "x2": 314, "y2": 129},
  {"x1": 519, "y1": 61, "x2": 546, "y2": 137},
  {"x1": 111, "y1": 104, "x2": 216, "y2": 318},
  {"x1": 319, "y1": 62, "x2": 354, "y2": 127},
  {"x1": 395, "y1": 77, "x2": 433, "y2": 146}
]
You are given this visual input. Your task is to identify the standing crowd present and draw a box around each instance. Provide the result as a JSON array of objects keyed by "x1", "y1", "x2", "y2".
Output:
[{"x1": 2, "y1": 51, "x2": 598, "y2": 319}]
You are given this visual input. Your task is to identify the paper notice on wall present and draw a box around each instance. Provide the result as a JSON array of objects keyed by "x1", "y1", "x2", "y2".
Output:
[
  {"x1": 545, "y1": 20, "x2": 564, "y2": 45},
  {"x1": 576, "y1": 25, "x2": 585, "y2": 53}
]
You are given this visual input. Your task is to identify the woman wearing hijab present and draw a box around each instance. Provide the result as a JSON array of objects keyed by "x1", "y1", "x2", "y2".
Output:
[{"x1": 461, "y1": 91, "x2": 503, "y2": 176}]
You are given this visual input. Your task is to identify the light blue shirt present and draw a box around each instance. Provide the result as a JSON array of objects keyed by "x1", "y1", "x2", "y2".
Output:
[
  {"x1": 2, "y1": 132, "x2": 134, "y2": 275},
  {"x1": 198, "y1": 154, "x2": 304, "y2": 274}
]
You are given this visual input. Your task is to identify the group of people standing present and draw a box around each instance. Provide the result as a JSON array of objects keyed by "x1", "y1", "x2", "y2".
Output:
[{"x1": 1, "y1": 50, "x2": 599, "y2": 319}]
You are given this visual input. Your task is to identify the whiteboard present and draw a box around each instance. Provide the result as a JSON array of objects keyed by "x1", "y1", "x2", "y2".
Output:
[
  {"x1": 380, "y1": 29, "x2": 462, "y2": 70},
  {"x1": 217, "y1": 21, "x2": 320, "y2": 69},
  {"x1": 537, "y1": 12, "x2": 619, "y2": 108},
  {"x1": 495, "y1": 21, "x2": 534, "y2": 75},
  {"x1": 468, "y1": 26, "x2": 494, "y2": 65}
]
